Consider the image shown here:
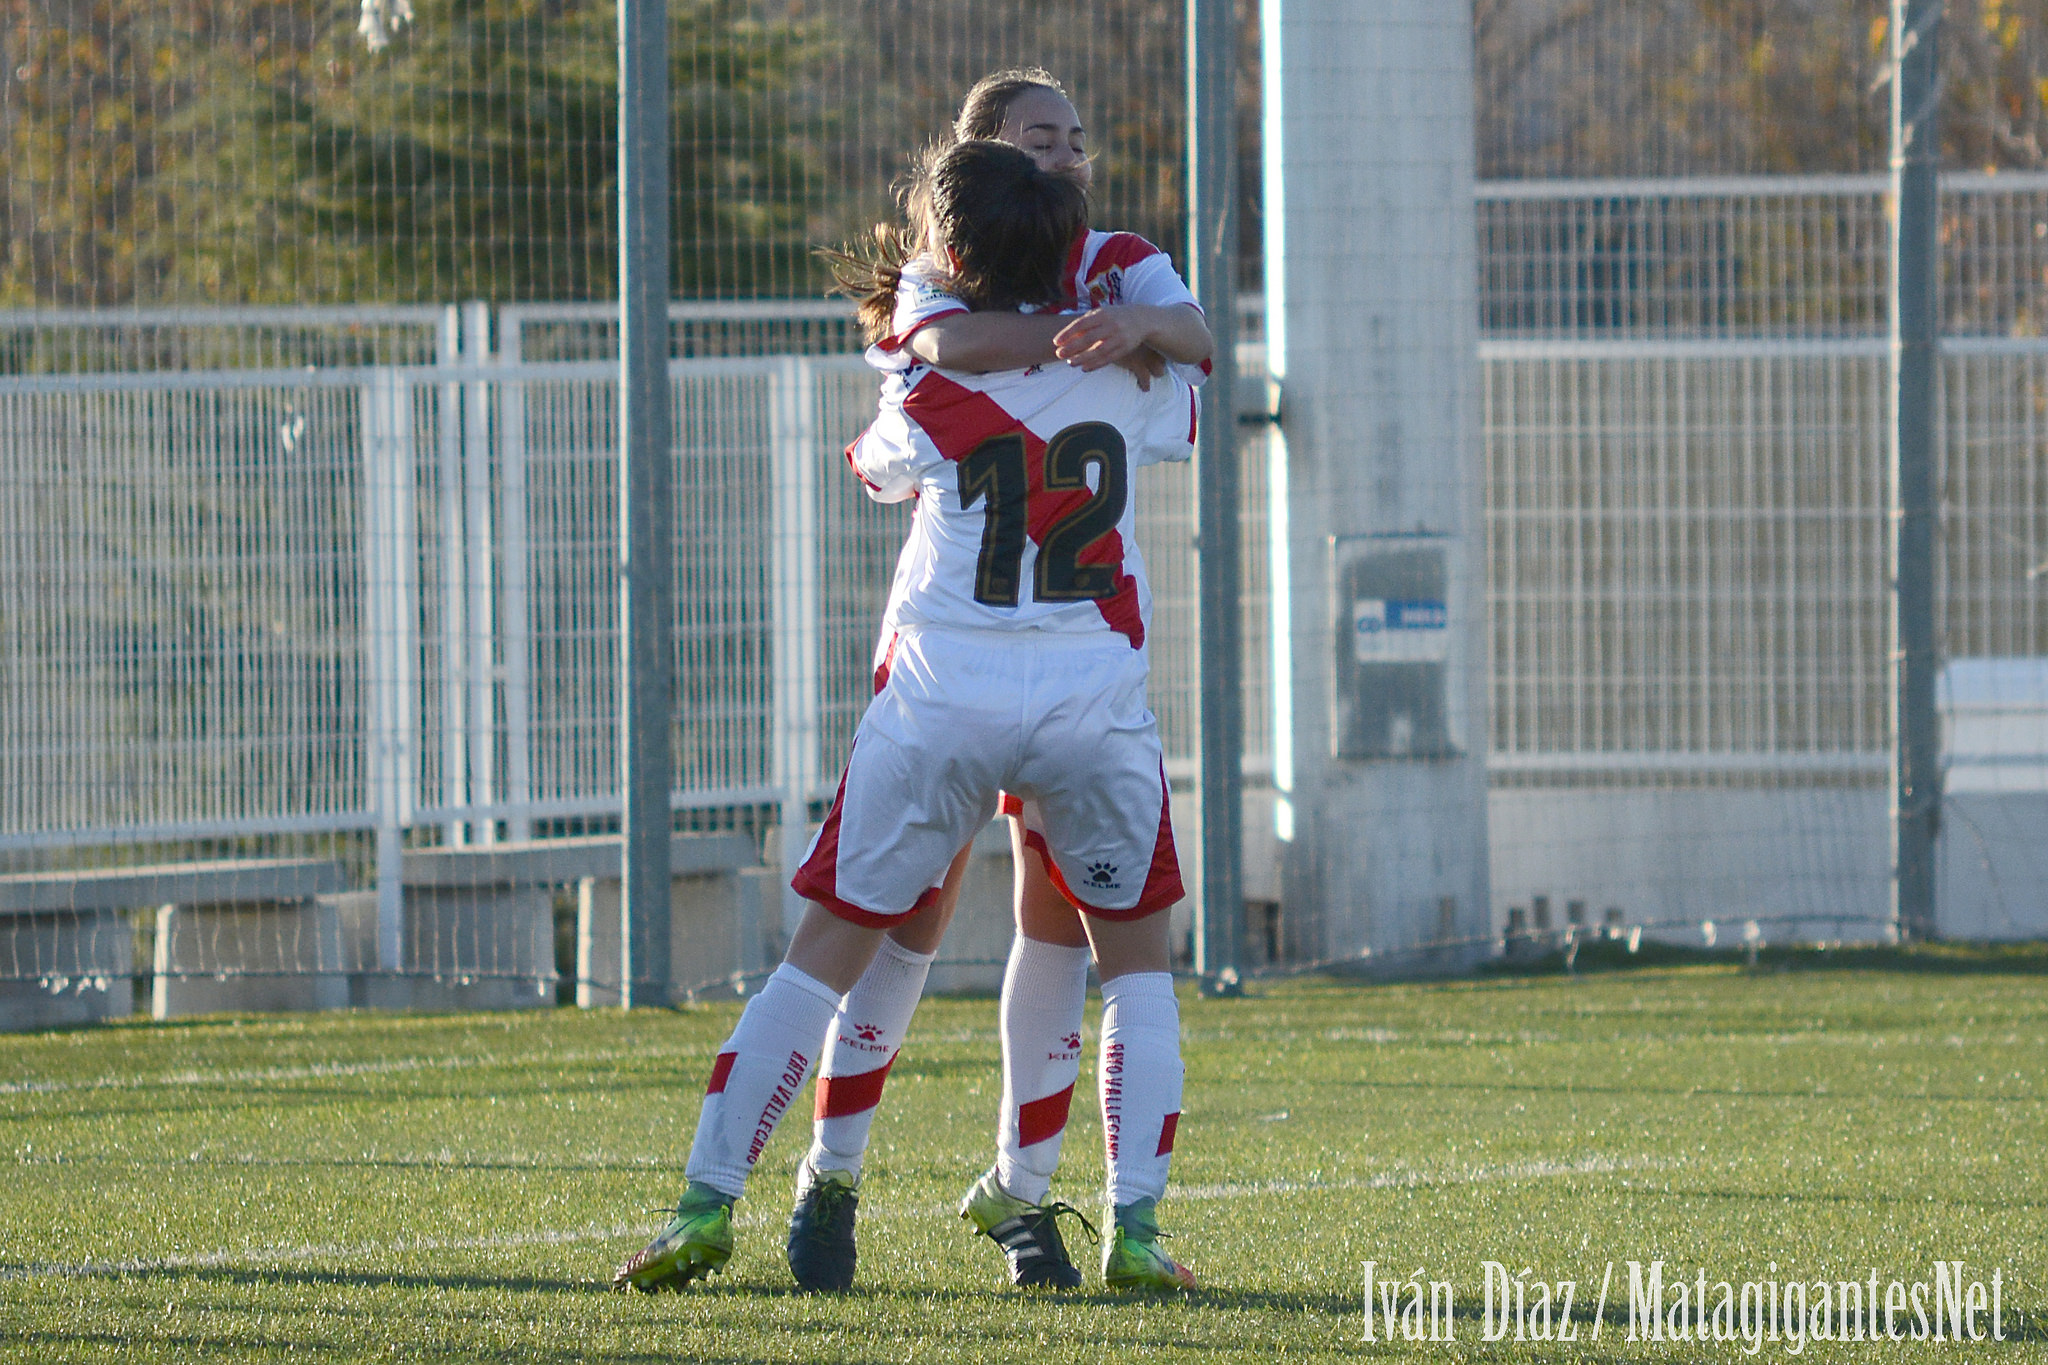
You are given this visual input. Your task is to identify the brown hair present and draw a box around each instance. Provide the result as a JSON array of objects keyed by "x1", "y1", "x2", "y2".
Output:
[
  {"x1": 825, "y1": 140, "x2": 1086, "y2": 346},
  {"x1": 952, "y1": 67, "x2": 1069, "y2": 142}
]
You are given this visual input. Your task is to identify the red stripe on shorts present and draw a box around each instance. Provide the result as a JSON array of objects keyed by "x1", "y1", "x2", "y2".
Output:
[
  {"x1": 814, "y1": 1052, "x2": 897, "y2": 1120},
  {"x1": 705, "y1": 1051, "x2": 737, "y2": 1095},
  {"x1": 1156, "y1": 1110, "x2": 1179, "y2": 1156},
  {"x1": 1129, "y1": 764, "x2": 1186, "y2": 915},
  {"x1": 1017, "y1": 1083, "x2": 1076, "y2": 1148},
  {"x1": 790, "y1": 754, "x2": 854, "y2": 910},
  {"x1": 872, "y1": 632, "x2": 899, "y2": 695},
  {"x1": 1017, "y1": 768, "x2": 1183, "y2": 919}
]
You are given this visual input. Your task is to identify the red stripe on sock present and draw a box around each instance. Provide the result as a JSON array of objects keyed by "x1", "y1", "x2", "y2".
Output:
[
  {"x1": 705, "y1": 1051, "x2": 737, "y2": 1096},
  {"x1": 1156, "y1": 1111, "x2": 1179, "y2": 1156},
  {"x1": 815, "y1": 1052, "x2": 897, "y2": 1120},
  {"x1": 1017, "y1": 1083, "x2": 1076, "y2": 1148}
]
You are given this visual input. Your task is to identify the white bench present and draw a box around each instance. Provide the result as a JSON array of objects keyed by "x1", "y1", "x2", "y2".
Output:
[{"x1": 0, "y1": 859, "x2": 350, "y2": 1028}]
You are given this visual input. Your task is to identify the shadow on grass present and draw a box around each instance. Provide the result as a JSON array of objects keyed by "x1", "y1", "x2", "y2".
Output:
[
  {"x1": 9, "y1": 1259, "x2": 1355, "y2": 1319},
  {"x1": 3, "y1": 1327, "x2": 806, "y2": 1365}
]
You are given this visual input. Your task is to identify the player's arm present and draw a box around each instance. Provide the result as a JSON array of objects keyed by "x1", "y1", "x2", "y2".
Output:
[
  {"x1": 905, "y1": 312, "x2": 1066, "y2": 371},
  {"x1": 1052, "y1": 303, "x2": 1213, "y2": 370},
  {"x1": 846, "y1": 382, "x2": 938, "y2": 503},
  {"x1": 908, "y1": 311, "x2": 1168, "y2": 389}
]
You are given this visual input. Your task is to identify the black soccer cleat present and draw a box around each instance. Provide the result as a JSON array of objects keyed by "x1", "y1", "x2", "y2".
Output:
[
  {"x1": 958, "y1": 1166, "x2": 1097, "y2": 1289},
  {"x1": 787, "y1": 1164, "x2": 860, "y2": 1292}
]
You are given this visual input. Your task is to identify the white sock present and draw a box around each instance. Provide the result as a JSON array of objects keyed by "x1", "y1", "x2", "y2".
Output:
[
  {"x1": 684, "y1": 963, "x2": 840, "y2": 1199},
  {"x1": 805, "y1": 936, "x2": 935, "y2": 1179},
  {"x1": 994, "y1": 937, "x2": 1092, "y2": 1204},
  {"x1": 1097, "y1": 971, "x2": 1183, "y2": 1209}
]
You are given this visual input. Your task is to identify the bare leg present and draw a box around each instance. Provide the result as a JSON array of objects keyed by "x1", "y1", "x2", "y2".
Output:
[
  {"x1": 783, "y1": 901, "x2": 887, "y2": 995},
  {"x1": 1079, "y1": 905, "x2": 1173, "y2": 980},
  {"x1": 1011, "y1": 817, "x2": 1089, "y2": 947},
  {"x1": 886, "y1": 841, "x2": 972, "y2": 954}
]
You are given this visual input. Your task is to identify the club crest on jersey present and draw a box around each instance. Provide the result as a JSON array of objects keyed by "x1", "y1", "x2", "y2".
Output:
[
  {"x1": 1087, "y1": 861, "x2": 1120, "y2": 889},
  {"x1": 1087, "y1": 267, "x2": 1127, "y2": 308}
]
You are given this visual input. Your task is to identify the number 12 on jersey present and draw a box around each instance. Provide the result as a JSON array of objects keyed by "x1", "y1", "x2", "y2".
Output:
[{"x1": 956, "y1": 421, "x2": 1129, "y2": 608}]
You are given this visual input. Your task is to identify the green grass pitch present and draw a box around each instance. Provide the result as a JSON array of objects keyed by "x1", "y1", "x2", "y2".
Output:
[{"x1": 2, "y1": 956, "x2": 2042, "y2": 1362}]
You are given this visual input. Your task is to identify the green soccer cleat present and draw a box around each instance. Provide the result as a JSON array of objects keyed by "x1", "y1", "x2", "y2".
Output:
[
  {"x1": 958, "y1": 1166, "x2": 1095, "y2": 1289},
  {"x1": 611, "y1": 1182, "x2": 735, "y2": 1292},
  {"x1": 786, "y1": 1163, "x2": 860, "y2": 1292},
  {"x1": 1102, "y1": 1198, "x2": 1196, "y2": 1292}
]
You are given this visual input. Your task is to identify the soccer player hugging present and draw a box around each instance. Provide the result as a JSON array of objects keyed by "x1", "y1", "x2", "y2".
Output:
[{"x1": 612, "y1": 129, "x2": 1200, "y2": 1297}]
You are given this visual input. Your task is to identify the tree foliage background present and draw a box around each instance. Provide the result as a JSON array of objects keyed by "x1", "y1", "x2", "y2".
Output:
[
  {"x1": 2, "y1": 0, "x2": 2045, "y2": 307},
  {"x1": 1477, "y1": 0, "x2": 2048, "y2": 178}
]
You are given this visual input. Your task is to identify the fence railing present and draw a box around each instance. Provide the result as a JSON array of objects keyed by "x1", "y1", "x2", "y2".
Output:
[{"x1": 1, "y1": 172, "x2": 2043, "y2": 989}]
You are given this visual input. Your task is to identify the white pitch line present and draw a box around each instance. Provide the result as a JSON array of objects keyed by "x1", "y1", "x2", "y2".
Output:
[
  {"x1": 859, "y1": 1152, "x2": 1668, "y2": 1221},
  {"x1": 0, "y1": 1044, "x2": 712, "y2": 1098},
  {"x1": 1169, "y1": 1152, "x2": 1662, "y2": 1201},
  {"x1": 5, "y1": 1154, "x2": 1667, "y2": 1282}
]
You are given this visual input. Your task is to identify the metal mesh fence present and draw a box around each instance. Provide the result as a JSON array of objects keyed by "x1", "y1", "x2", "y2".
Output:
[
  {"x1": 0, "y1": 373, "x2": 373, "y2": 843},
  {"x1": 7, "y1": 3, "x2": 2048, "y2": 1011},
  {"x1": 1483, "y1": 344, "x2": 1893, "y2": 767},
  {"x1": 1481, "y1": 176, "x2": 2048, "y2": 946},
  {"x1": 0, "y1": 0, "x2": 1201, "y2": 308}
]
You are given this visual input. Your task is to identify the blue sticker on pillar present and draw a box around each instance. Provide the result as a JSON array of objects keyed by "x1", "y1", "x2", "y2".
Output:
[{"x1": 1331, "y1": 537, "x2": 1459, "y2": 760}]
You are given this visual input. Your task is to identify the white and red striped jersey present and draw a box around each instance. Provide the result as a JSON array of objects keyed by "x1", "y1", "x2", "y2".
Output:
[
  {"x1": 870, "y1": 230, "x2": 1206, "y2": 382},
  {"x1": 847, "y1": 359, "x2": 1197, "y2": 652}
]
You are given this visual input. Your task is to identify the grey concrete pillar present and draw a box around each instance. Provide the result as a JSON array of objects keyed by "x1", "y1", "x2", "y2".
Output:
[{"x1": 1261, "y1": 0, "x2": 1491, "y2": 969}]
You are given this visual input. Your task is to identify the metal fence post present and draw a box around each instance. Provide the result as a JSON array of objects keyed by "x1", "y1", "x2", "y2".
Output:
[
  {"x1": 460, "y1": 301, "x2": 499, "y2": 846},
  {"x1": 362, "y1": 370, "x2": 419, "y2": 973},
  {"x1": 770, "y1": 358, "x2": 822, "y2": 941},
  {"x1": 1889, "y1": 0, "x2": 1942, "y2": 943},
  {"x1": 434, "y1": 308, "x2": 469, "y2": 846},
  {"x1": 618, "y1": 0, "x2": 674, "y2": 1006},
  {"x1": 1190, "y1": 0, "x2": 1243, "y2": 992},
  {"x1": 499, "y1": 340, "x2": 534, "y2": 844}
]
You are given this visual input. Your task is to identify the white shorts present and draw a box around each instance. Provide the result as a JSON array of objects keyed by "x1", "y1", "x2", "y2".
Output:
[{"x1": 793, "y1": 628, "x2": 1183, "y2": 925}]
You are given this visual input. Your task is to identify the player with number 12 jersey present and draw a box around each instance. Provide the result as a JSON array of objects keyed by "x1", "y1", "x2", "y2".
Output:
[{"x1": 795, "y1": 345, "x2": 1198, "y2": 922}]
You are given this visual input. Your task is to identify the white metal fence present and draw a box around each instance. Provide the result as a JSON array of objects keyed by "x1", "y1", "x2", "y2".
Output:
[
  {"x1": 0, "y1": 320, "x2": 1267, "y2": 995},
  {"x1": 2, "y1": 173, "x2": 2044, "y2": 996},
  {"x1": 1480, "y1": 174, "x2": 2048, "y2": 946}
]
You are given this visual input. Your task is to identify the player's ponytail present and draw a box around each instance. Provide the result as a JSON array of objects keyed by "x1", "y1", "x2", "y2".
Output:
[
  {"x1": 819, "y1": 221, "x2": 923, "y2": 347},
  {"x1": 819, "y1": 139, "x2": 953, "y2": 345},
  {"x1": 823, "y1": 140, "x2": 1085, "y2": 347}
]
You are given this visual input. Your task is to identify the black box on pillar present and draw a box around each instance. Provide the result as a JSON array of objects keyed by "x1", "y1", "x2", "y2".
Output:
[{"x1": 1330, "y1": 534, "x2": 1461, "y2": 760}]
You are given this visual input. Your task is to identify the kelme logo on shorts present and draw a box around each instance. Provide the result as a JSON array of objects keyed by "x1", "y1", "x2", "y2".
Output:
[{"x1": 1087, "y1": 861, "x2": 1119, "y2": 888}]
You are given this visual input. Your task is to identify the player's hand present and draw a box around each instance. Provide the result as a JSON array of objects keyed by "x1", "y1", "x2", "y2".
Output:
[
  {"x1": 1053, "y1": 306, "x2": 1153, "y2": 371},
  {"x1": 1112, "y1": 347, "x2": 1169, "y2": 391}
]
